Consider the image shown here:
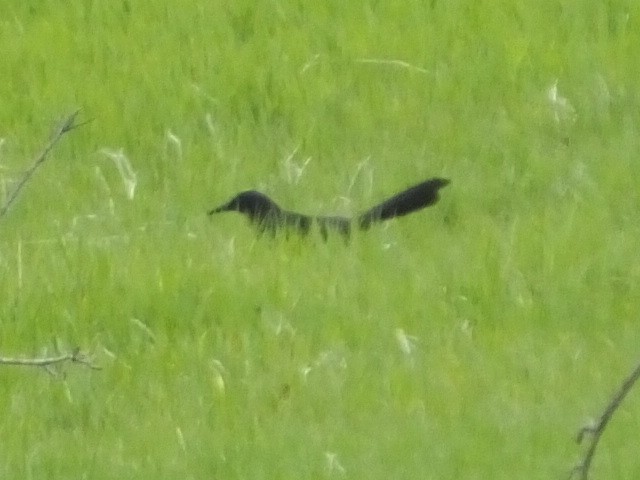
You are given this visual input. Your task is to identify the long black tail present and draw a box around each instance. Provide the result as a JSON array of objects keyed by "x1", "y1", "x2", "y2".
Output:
[{"x1": 357, "y1": 178, "x2": 450, "y2": 229}]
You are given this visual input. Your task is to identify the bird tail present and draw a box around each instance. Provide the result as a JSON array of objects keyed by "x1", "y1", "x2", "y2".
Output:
[{"x1": 357, "y1": 178, "x2": 450, "y2": 229}]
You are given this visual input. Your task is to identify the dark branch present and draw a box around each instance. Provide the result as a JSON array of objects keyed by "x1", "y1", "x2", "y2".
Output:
[
  {"x1": 0, "y1": 109, "x2": 88, "y2": 220},
  {"x1": 570, "y1": 358, "x2": 640, "y2": 479}
]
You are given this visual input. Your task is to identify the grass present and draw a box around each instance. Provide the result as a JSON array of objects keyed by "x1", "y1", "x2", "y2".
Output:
[{"x1": 1, "y1": 0, "x2": 640, "y2": 478}]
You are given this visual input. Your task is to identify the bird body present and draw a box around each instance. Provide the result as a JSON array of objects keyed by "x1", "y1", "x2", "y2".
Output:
[{"x1": 208, "y1": 178, "x2": 450, "y2": 239}]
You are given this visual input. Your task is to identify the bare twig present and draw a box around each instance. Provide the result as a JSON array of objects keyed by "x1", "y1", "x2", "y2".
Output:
[
  {"x1": 0, "y1": 347, "x2": 101, "y2": 370},
  {"x1": 571, "y1": 358, "x2": 640, "y2": 479},
  {"x1": 0, "y1": 110, "x2": 89, "y2": 220}
]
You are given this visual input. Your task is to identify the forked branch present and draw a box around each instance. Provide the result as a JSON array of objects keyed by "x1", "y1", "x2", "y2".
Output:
[
  {"x1": 0, "y1": 109, "x2": 89, "y2": 220},
  {"x1": 571, "y1": 358, "x2": 640, "y2": 479}
]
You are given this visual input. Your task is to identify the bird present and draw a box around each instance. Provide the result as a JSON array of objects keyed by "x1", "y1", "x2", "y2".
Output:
[{"x1": 208, "y1": 177, "x2": 450, "y2": 239}]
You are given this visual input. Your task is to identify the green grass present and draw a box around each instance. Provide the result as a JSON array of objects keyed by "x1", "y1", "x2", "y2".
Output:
[{"x1": 1, "y1": 0, "x2": 640, "y2": 478}]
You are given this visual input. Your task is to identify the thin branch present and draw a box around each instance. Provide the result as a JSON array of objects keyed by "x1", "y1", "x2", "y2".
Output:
[
  {"x1": 570, "y1": 358, "x2": 640, "y2": 479},
  {"x1": 0, "y1": 110, "x2": 90, "y2": 220},
  {"x1": 0, "y1": 348, "x2": 101, "y2": 370}
]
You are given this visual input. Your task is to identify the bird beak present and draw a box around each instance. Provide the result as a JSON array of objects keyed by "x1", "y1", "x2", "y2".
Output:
[
  {"x1": 207, "y1": 202, "x2": 232, "y2": 215},
  {"x1": 436, "y1": 178, "x2": 451, "y2": 189}
]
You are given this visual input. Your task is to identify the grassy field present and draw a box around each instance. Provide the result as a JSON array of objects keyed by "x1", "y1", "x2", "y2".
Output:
[{"x1": 1, "y1": 0, "x2": 640, "y2": 478}]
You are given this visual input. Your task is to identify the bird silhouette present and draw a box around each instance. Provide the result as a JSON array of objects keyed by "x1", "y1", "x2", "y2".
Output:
[{"x1": 208, "y1": 177, "x2": 450, "y2": 239}]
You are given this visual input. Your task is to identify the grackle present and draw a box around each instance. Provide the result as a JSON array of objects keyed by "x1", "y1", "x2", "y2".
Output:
[{"x1": 208, "y1": 177, "x2": 450, "y2": 239}]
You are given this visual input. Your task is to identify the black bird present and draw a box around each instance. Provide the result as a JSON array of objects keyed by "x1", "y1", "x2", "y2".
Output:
[{"x1": 208, "y1": 177, "x2": 450, "y2": 239}]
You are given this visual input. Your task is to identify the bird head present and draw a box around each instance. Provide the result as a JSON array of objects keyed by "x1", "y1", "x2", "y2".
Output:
[
  {"x1": 208, "y1": 190, "x2": 281, "y2": 220},
  {"x1": 427, "y1": 178, "x2": 451, "y2": 191}
]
